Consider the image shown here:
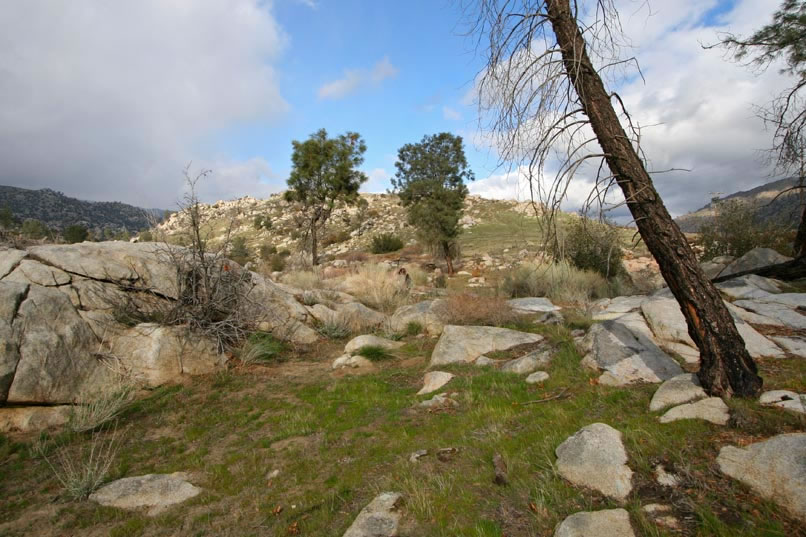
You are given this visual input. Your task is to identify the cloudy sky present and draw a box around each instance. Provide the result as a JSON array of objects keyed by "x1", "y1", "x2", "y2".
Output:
[{"x1": 0, "y1": 0, "x2": 794, "y2": 217}]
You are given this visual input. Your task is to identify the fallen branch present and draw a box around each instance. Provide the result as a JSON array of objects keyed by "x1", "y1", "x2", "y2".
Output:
[{"x1": 516, "y1": 388, "x2": 569, "y2": 406}]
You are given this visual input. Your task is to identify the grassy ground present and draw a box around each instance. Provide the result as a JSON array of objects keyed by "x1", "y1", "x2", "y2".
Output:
[{"x1": 1, "y1": 322, "x2": 805, "y2": 537}]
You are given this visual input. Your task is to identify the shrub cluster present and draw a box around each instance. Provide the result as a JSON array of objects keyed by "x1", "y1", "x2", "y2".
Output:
[
  {"x1": 501, "y1": 260, "x2": 611, "y2": 303},
  {"x1": 370, "y1": 233, "x2": 404, "y2": 254},
  {"x1": 433, "y1": 294, "x2": 517, "y2": 327},
  {"x1": 563, "y1": 218, "x2": 624, "y2": 279},
  {"x1": 699, "y1": 198, "x2": 794, "y2": 259}
]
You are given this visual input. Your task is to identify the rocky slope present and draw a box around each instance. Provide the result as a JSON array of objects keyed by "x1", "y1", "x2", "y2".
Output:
[
  {"x1": 675, "y1": 177, "x2": 802, "y2": 232},
  {"x1": 0, "y1": 185, "x2": 162, "y2": 234}
]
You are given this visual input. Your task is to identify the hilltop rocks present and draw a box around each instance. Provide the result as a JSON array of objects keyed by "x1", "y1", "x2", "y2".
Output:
[
  {"x1": 717, "y1": 433, "x2": 806, "y2": 522},
  {"x1": 342, "y1": 492, "x2": 403, "y2": 537},
  {"x1": 555, "y1": 423, "x2": 633, "y2": 501},
  {"x1": 89, "y1": 472, "x2": 202, "y2": 516},
  {"x1": 554, "y1": 509, "x2": 635, "y2": 537},
  {"x1": 430, "y1": 325, "x2": 542, "y2": 366}
]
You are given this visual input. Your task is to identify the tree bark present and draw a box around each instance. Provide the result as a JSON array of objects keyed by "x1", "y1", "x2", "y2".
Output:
[
  {"x1": 546, "y1": 0, "x2": 762, "y2": 397},
  {"x1": 310, "y1": 219, "x2": 319, "y2": 266},
  {"x1": 794, "y1": 200, "x2": 806, "y2": 258}
]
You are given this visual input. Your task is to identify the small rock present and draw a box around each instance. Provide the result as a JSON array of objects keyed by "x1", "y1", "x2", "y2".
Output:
[
  {"x1": 474, "y1": 355, "x2": 495, "y2": 367},
  {"x1": 508, "y1": 297, "x2": 560, "y2": 313},
  {"x1": 344, "y1": 335, "x2": 404, "y2": 355},
  {"x1": 641, "y1": 503, "x2": 680, "y2": 530},
  {"x1": 759, "y1": 390, "x2": 806, "y2": 414},
  {"x1": 555, "y1": 423, "x2": 633, "y2": 501},
  {"x1": 89, "y1": 473, "x2": 201, "y2": 516},
  {"x1": 266, "y1": 469, "x2": 280, "y2": 481},
  {"x1": 436, "y1": 447, "x2": 458, "y2": 462},
  {"x1": 332, "y1": 355, "x2": 373, "y2": 369},
  {"x1": 417, "y1": 371, "x2": 454, "y2": 395},
  {"x1": 649, "y1": 374, "x2": 707, "y2": 412},
  {"x1": 418, "y1": 392, "x2": 458, "y2": 409},
  {"x1": 501, "y1": 349, "x2": 551, "y2": 375},
  {"x1": 342, "y1": 492, "x2": 402, "y2": 537},
  {"x1": 409, "y1": 450, "x2": 428, "y2": 463},
  {"x1": 654, "y1": 464, "x2": 681, "y2": 487},
  {"x1": 525, "y1": 371, "x2": 550, "y2": 384},
  {"x1": 554, "y1": 508, "x2": 635, "y2": 537},
  {"x1": 659, "y1": 397, "x2": 729, "y2": 425}
]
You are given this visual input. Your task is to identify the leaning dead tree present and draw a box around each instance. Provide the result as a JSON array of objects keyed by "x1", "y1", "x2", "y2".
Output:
[{"x1": 466, "y1": 0, "x2": 763, "y2": 397}]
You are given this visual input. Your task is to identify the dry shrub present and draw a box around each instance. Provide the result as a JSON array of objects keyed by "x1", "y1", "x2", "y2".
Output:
[
  {"x1": 501, "y1": 260, "x2": 610, "y2": 304},
  {"x1": 342, "y1": 251, "x2": 368, "y2": 263},
  {"x1": 281, "y1": 269, "x2": 325, "y2": 290},
  {"x1": 433, "y1": 294, "x2": 517, "y2": 327},
  {"x1": 340, "y1": 263, "x2": 411, "y2": 313},
  {"x1": 403, "y1": 264, "x2": 428, "y2": 286}
]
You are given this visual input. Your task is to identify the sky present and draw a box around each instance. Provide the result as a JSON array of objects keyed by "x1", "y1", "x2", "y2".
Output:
[{"x1": 0, "y1": 0, "x2": 795, "y2": 218}]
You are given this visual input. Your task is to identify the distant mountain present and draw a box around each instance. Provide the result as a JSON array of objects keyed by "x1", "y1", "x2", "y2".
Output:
[
  {"x1": 675, "y1": 177, "x2": 802, "y2": 232},
  {"x1": 0, "y1": 185, "x2": 163, "y2": 233}
]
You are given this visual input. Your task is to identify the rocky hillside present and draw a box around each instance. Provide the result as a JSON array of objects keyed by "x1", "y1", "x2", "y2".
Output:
[
  {"x1": 675, "y1": 177, "x2": 802, "y2": 232},
  {"x1": 0, "y1": 185, "x2": 162, "y2": 233}
]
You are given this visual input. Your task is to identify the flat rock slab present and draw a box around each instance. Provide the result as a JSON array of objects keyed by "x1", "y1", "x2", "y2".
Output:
[
  {"x1": 717, "y1": 433, "x2": 806, "y2": 522},
  {"x1": 417, "y1": 371, "x2": 454, "y2": 395},
  {"x1": 581, "y1": 317, "x2": 682, "y2": 385},
  {"x1": 507, "y1": 297, "x2": 559, "y2": 313},
  {"x1": 89, "y1": 472, "x2": 201, "y2": 516},
  {"x1": 770, "y1": 336, "x2": 806, "y2": 358},
  {"x1": 500, "y1": 349, "x2": 551, "y2": 375},
  {"x1": 759, "y1": 390, "x2": 806, "y2": 414},
  {"x1": 716, "y1": 275, "x2": 782, "y2": 300},
  {"x1": 344, "y1": 335, "x2": 404, "y2": 355},
  {"x1": 0, "y1": 405, "x2": 71, "y2": 432},
  {"x1": 555, "y1": 423, "x2": 633, "y2": 501},
  {"x1": 659, "y1": 397, "x2": 729, "y2": 425},
  {"x1": 733, "y1": 300, "x2": 806, "y2": 330},
  {"x1": 430, "y1": 325, "x2": 542, "y2": 366},
  {"x1": 342, "y1": 492, "x2": 402, "y2": 537},
  {"x1": 554, "y1": 508, "x2": 635, "y2": 537},
  {"x1": 649, "y1": 374, "x2": 707, "y2": 412}
]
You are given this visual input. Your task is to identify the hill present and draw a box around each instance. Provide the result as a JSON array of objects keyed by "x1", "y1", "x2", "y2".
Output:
[
  {"x1": 0, "y1": 185, "x2": 163, "y2": 234},
  {"x1": 675, "y1": 177, "x2": 802, "y2": 232}
]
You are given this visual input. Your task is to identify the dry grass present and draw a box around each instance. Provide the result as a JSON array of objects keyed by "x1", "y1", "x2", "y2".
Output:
[
  {"x1": 339, "y1": 263, "x2": 411, "y2": 313},
  {"x1": 281, "y1": 269, "x2": 325, "y2": 290},
  {"x1": 433, "y1": 293, "x2": 517, "y2": 327},
  {"x1": 67, "y1": 377, "x2": 136, "y2": 434},
  {"x1": 501, "y1": 260, "x2": 611, "y2": 304}
]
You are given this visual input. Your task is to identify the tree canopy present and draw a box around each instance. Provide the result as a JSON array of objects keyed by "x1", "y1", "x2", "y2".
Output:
[
  {"x1": 286, "y1": 128, "x2": 367, "y2": 265},
  {"x1": 392, "y1": 132, "x2": 474, "y2": 273}
]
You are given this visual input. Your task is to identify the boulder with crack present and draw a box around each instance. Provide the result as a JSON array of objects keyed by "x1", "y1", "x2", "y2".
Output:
[{"x1": 430, "y1": 325, "x2": 542, "y2": 366}]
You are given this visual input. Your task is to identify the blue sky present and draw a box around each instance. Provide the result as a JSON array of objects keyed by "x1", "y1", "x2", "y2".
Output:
[{"x1": 0, "y1": 0, "x2": 794, "y2": 216}]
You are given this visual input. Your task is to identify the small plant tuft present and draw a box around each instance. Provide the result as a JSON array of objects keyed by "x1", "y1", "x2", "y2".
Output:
[
  {"x1": 239, "y1": 332, "x2": 288, "y2": 365},
  {"x1": 355, "y1": 345, "x2": 393, "y2": 361}
]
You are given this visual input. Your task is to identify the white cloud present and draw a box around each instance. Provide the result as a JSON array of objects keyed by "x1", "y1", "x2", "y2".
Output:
[
  {"x1": 362, "y1": 168, "x2": 392, "y2": 193},
  {"x1": 443, "y1": 106, "x2": 462, "y2": 121},
  {"x1": 318, "y1": 56, "x2": 399, "y2": 100},
  {"x1": 294, "y1": 0, "x2": 317, "y2": 9},
  {"x1": 468, "y1": 0, "x2": 792, "y2": 217},
  {"x1": 0, "y1": 0, "x2": 288, "y2": 208},
  {"x1": 191, "y1": 158, "x2": 281, "y2": 205}
]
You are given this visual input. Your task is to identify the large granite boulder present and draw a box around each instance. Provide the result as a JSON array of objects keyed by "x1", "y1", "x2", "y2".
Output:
[
  {"x1": 717, "y1": 433, "x2": 806, "y2": 522},
  {"x1": 389, "y1": 300, "x2": 446, "y2": 335},
  {"x1": 555, "y1": 423, "x2": 633, "y2": 501},
  {"x1": 581, "y1": 315, "x2": 682, "y2": 385},
  {"x1": 430, "y1": 325, "x2": 542, "y2": 366},
  {"x1": 649, "y1": 374, "x2": 707, "y2": 412},
  {"x1": 719, "y1": 247, "x2": 792, "y2": 278}
]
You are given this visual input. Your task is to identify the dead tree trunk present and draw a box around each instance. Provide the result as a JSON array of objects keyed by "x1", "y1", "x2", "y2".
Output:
[
  {"x1": 795, "y1": 200, "x2": 806, "y2": 258},
  {"x1": 546, "y1": 0, "x2": 762, "y2": 397}
]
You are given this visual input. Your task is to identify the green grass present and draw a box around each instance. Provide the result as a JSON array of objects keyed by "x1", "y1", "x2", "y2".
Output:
[
  {"x1": 1, "y1": 324, "x2": 804, "y2": 536},
  {"x1": 354, "y1": 345, "x2": 394, "y2": 362}
]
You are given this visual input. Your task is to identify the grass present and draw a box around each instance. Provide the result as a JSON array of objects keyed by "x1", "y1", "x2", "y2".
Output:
[
  {"x1": 354, "y1": 345, "x2": 393, "y2": 362},
  {"x1": 501, "y1": 260, "x2": 613, "y2": 304},
  {"x1": 238, "y1": 332, "x2": 288, "y2": 365},
  {"x1": 1, "y1": 321, "x2": 804, "y2": 536}
]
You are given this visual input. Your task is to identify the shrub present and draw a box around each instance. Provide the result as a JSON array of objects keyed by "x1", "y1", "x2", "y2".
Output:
[
  {"x1": 433, "y1": 294, "x2": 517, "y2": 327},
  {"x1": 316, "y1": 314, "x2": 353, "y2": 339},
  {"x1": 63, "y1": 225, "x2": 89, "y2": 244},
  {"x1": 259, "y1": 243, "x2": 278, "y2": 260},
  {"x1": 405, "y1": 321, "x2": 423, "y2": 336},
  {"x1": 355, "y1": 345, "x2": 393, "y2": 361},
  {"x1": 253, "y1": 215, "x2": 272, "y2": 230},
  {"x1": 699, "y1": 198, "x2": 794, "y2": 259},
  {"x1": 340, "y1": 263, "x2": 411, "y2": 312},
  {"x1": 21, "y1": 219, "x2": 49, "y2": 239},
  {"x1": 563, "y1": 218, "x2": 624, "y2": 278},
  {"x1": 370, "y1": 233, "x2": 404, "y2": 254},
  {"x1": 322, "y1": 229, "x2": 351, "y2": 247},
  {"x1": 37, "y1": 424, "x2": 121, "y2": 500},
  {"x1": 67, "y1": 379, "x2": 135, "y2": 434},
  {"x1": 239, "y1": 332, "x2": 287, "y2": 365},
  {"x1": 229, "y1": 236, "x2": 251, "y2": 266},
  {"x1": 501, "y1": 260, "x2": 610, "y2": 304},
  {"x1": 269, "y1": 254, "x2": 286, "y2": 272}
]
